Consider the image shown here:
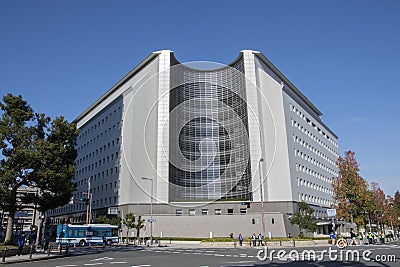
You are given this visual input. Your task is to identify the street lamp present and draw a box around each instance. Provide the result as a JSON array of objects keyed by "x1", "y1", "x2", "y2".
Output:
[
  {"x1": 258, "y1": 158, "x2": 265, "y2": 237},
  {"x1": 142, "y1": 177, "x2": 154, "y2": 245}
]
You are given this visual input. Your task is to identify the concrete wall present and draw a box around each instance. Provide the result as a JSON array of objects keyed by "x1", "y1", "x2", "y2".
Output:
[
  {"x1": 120, "y1": 55, "x2": 160, "y2": 205},
  {"x1": 136, "y1": 212, "x2": 287, "y2": 239}
]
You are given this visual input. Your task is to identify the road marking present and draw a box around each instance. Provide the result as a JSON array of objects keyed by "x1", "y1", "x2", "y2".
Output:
[
  {"x1": 90, "y1": 257, "x2": 114, "y2": 261},
  {"x1": 84, "y1": 264, "x2": 103, "y2": 266},
  {"x1": 110, "y1": 262, "x2": 128, "y2": 264},
  {"x1": 56, "y1": 265, "x2": 77, "y2": 267},
  {"x1": 222, "y1": 261, "x2": 257, "y2": 264},
  {"x1": 131, "y1": 265, "x2": 151, "y2": 267}
]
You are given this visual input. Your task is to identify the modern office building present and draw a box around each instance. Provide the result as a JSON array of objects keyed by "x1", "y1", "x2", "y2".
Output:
[
  {"x1": 48, "y1": 50, "x2": 339, "y2": 237},
  {"x1": 0, "y1": 187, "x2": 41, "y2": 241}
]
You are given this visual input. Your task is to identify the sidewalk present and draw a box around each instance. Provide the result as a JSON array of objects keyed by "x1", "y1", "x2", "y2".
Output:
[
  {"x1": 0, "y1": 244, "x2": 143, "y2": 264},
  {"x1": 1, "y1": 250, "x2": 67, "y2": 264}
]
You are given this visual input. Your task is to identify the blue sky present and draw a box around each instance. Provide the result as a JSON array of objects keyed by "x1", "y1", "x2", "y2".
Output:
[{"x1": 1, "y1": 0, "x2": 399, "y2": 196}]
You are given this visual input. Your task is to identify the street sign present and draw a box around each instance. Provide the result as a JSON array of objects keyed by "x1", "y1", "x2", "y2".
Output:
[
  {"x1": 326, "y1": 209, "x2": 336, "y2": 217},
  {"x1": 108, "y1": 207, "x2": 118, "y2": 215},
  {"x1": 148, "y1": 218, "x2": 156, "y2": 223}
]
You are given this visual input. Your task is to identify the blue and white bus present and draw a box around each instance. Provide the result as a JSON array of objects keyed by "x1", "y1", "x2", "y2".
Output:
[{"x1": 56, "y1": 224, "x2": 119, "y2": 246}]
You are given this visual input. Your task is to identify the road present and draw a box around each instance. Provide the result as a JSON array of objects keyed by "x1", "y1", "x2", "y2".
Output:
[{"x1": 4, "y1": 241, "x2": 400, "y2": 267}]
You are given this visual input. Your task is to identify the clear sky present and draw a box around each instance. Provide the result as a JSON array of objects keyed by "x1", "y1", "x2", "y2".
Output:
[{"x1": 1, "y1": 0, "x2": 399, "y2": 196}]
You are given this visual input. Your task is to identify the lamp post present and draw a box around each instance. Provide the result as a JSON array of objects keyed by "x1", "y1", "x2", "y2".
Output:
[
  {"x1": 258, "y1": 158, "x2": 265, "y2": 237},
  {"x1": 142, "y1": 177, "x2": 154, "y2": 245}
]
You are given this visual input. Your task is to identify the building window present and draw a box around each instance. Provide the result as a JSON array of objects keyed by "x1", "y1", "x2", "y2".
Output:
[
  {"x1": 227, "y1": 208, "x2": 234, "y2": 215},
  {"x1": 189, "y1": 209, "x2": 196, "y2": 216},
  {"x1": 214, "y1": 209, "x2": 221, "y2": 215},
  {"x1": 201, "y1": 209, "x2": 208, "y2": 215},
  {"x1": 176, "y1": 209, "x2": 182, "y2": 216},
  {"x1": 240, "y1": 208, "x2": 247, "y2": 214}
]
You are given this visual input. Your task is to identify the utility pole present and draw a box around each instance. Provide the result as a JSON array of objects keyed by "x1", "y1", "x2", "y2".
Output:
[
  {"x1": 259, "y1": 158, "x2": 265, "y2": 237},
  {"x1": 86, "y1": 177, "x2": 92, "y2": 224},
  {"x1": 142, "y1": 177, "x2": 154, "y2": 245}
]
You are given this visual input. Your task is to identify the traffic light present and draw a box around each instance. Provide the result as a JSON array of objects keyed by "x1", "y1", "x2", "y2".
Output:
[{"x1": 80, "y1": 197, "x2": 89, "y2": 204}]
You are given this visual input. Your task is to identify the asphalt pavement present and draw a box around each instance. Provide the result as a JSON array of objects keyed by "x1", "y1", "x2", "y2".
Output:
[{"x1": 1, "y1": 240, "x2": 400, "y2": 267}]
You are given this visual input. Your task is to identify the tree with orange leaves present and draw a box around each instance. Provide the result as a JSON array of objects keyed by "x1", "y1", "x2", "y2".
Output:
[{"x1": 332, "y1": 151, "x2": 369, "y2": 226}]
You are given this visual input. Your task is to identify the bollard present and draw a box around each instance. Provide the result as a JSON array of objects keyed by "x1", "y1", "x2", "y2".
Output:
[
  {"x1": 66, "y1": 244, "x2": 69, "y2": 254},
  {"x1": 73, "y1": 243, "x2": 76, "y2": 253},
  {"x1": 234, "y1": 241, "x2": 236, "y2": 248},
  {"x1": 48, "y1": 245, "x2": 52, "y2": 256},
  {"x1": 59, "y1": 244, "x2": 62, "y2": 255},
  {"x1": 88, "y1": 242, "x2": 91, "y2": 249},
  {"x1": 279, "y1": 240, "x2": 282, "y2": 246},
  {"x1": 2, "y1": 248, "x2": 7, "y2": 263},
  {"x1": 29, "y1": 244, "x2": 33, "y2": 259}
]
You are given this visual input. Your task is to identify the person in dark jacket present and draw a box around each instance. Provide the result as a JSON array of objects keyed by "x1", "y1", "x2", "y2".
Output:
[{"x1": 17, "y1": 234, "x2": 25, "y2": 256}]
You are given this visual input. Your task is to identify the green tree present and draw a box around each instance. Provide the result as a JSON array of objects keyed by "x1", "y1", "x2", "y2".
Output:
[
  {"x1": 0, "y1": 93, "x2": 78, "y2": 243},
  {"x1": 123, "y1": 213, "x2": 136, "y2": 239},
  {"x1": 95, "y1": 215, "x2": 121, "y2": 227},
  {"x1": 134, "y1": 216, "x2": 145, "y2": 238},
  {"x1": 123, "y1": 213, "x2": 145, "y2": 240},
  {"x1": 290, "y1": 201, "x2": 317, "y2": 235}
]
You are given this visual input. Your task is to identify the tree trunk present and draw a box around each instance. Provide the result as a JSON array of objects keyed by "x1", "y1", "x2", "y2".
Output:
[
  {"x1": 35, "y1": 213, "x2": 45, "y2": 245},
  {"x1": 5, "y1": 211, "x2": 15, "y2": 243},
  {"x1": 4, "y1": 189, "x2": 18, "y2": 243}
]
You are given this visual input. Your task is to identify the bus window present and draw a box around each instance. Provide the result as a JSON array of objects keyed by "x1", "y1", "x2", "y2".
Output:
[
  {"x1": 78, "y1": 230, "x2": 85, "y2": 237},
  {"x1": 112, "y1": 228, "x2": 118, "y2": 237}
]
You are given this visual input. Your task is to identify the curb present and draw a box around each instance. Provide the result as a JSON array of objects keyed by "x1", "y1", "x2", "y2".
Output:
[{"x1": 0, "y1": 253, "x2": 70, "y2": 265}]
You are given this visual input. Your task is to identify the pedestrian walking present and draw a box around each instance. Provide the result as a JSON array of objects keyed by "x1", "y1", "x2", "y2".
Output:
[
  {"x1": 252, "y1": 234, "x2": 257, "y2": 247},
  {"x1": 44, "y1": 235, "x2": 50, "y2": 251},
  {"x1": 367, "y1": 232, "x2": 373, "y2": 244},
  {"x1": 102, "y1": 233, "x2": 107, "y2": 246},
  {"x1": 350, "y1": 228, "x2": 357, "y2": 246},
  {"x1": 329, "y1": 231, "x2": 336, "y2": 246},
  {"x1": 258, "y1": 233, "x2": 263, "y2": 246},
  {"x1": 17, "y1": 234, "x2": 25, "y2": 256},
  {"x1": 238, "y1": 234, "x2": 243, "y2": 246}
]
